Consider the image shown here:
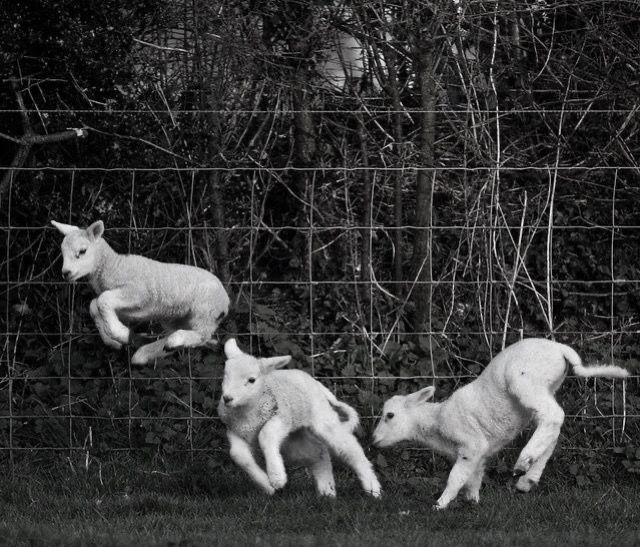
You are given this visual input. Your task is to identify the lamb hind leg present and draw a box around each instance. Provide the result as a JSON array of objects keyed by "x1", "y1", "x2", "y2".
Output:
[
  {"x1": 164, "y1": 310, "x2": 225, "y2": 352},
  {"x1": 512, "y1": 388, "x2": 564, "y2": 475},
  {"x1": 309, "y1": 447, "x2": 336, "y2": 497},
  {"x1": 131, "y1": 339, "x2": 171, "y2": 365},
  {"x1": 515, "y1": 438, "x2": 558, "y2": 492},
  {"x1": 313, "y1": 424, "x2": 381, "y2": 498},
  {"x1": 164, "y1": 329, "x2": 210, "y2": 351}
]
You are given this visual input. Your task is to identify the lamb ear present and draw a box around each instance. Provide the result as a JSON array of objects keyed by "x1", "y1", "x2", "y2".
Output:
[
  {"x1": 224, "y1": 338, "x2": 244, "y2": 359},
  {"x1": 86, "y1": 220, "x2": 104, "y2": 241},
  {"x1": 259, "y1": 355, "x2": 292, "y2": 373},
  {"x1": 51, "y1": 220, "x2": 79, "y2": 235},
  {"x1": 408, "y1": 386, "x2": 435, "y2": 405}
]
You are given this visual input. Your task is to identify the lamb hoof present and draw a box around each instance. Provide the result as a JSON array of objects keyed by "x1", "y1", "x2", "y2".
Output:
[
  {"x1": 269, "y1": 472, "x2": 288, "y2": 491},
  {"x1": 104, "y1": 338, "x2": 123, "y2": 350},
  {"x1": 367, "y1": 481, "x2": 383, "y2": 499},
  {"x1": 515, "y1": 476, "x2": 537, "y2": 493},
  {"x1": 130, "y1": 353, "x2": 148, "y2": 366},
  {"x1": 317, "y1": 487, "x2": 337, "y2": 498},
  {"x1": 165, "y1": 331, "x2": 186, "y2": 350},
  {"x1": 432, "y1": 502, "x2": 447, "y2": 511},
  {"x1": 513, "y1": 456, "x2": 533, "y2": 475},
  {"x1": 111, "y1": 328, "x2": 131, "y2": 346}
]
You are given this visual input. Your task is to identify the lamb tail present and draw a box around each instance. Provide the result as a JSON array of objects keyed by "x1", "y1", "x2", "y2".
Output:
[
  {"x1": 321, "y1": 385, "x2": 360, "y2": 432},
  {"x1": 560, "y1": 343, "x2": 629, "y2": 379}
]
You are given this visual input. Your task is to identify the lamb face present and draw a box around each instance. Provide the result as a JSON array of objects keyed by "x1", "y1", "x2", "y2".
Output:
[
  {"x1": 220, "y1": 338, "x2": 290, "y2": 408},
  {"x1": 372, "y1": 386, "x2": 435, "y2": 448},
  {"x1": 220, "y1": 355, "x2": 264, "y2": 408},
  {"x1": 52, "y1": 220, "x2": 104, "y2": 282}
]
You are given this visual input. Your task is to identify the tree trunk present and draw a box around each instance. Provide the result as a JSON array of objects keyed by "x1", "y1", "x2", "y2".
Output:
[
  {"x1": 193, "y1": 1, "x2": 230, "y2": 283},
  {"x1": 382, "y1": 43, "x2": 406, "y2": 291},
  {"x1": 358, "y1": 114, "x2": 372, "y2": 283},
  {"x1": 409, "y1": 48, "x2": 436, "y2": 336},
  {"x1": 287, "y1": 4, "x2": 316, "y2": 269}
]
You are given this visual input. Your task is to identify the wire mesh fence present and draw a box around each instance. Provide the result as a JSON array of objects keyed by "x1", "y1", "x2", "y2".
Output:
[{"x1": 1, "y1": 150, "x2": 638, "y2": 469}]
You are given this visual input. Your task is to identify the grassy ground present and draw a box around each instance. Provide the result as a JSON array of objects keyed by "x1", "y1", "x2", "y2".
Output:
[{"x1": 0, "y1": 462, "x2": 639, "y2": 547}]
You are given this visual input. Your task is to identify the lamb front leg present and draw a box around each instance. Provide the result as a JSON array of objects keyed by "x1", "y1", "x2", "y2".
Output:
[
  {"x1": 258, "y1": 417, "x2": 290, "y2": 491},
  {"x1": 435, "y1": 450, "x2": 484, "y2": 510},
  {"x1": 462, "y1": 460, "x2": 486, "y2": 503},
  {"x1": 227, "y1": 431, "x2": 275, "y2": 495},
  {"x1": 89, "y1": 293, "x2": 130, "y2": 349}
]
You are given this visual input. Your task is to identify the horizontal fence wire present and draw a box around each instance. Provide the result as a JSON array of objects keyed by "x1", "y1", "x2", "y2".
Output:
[
  {"x1": 1, "y1": 146, "x2": 638, "y2": 468},
  {"x1": 3, "y1": 166, "x2": 640, "y2": 171},
  {"x1": 2, "y1": 108, "x2": 640, "y2": 114}
]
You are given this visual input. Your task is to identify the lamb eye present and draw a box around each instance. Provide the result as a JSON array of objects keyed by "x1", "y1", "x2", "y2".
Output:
[
  {"x1": 78, "y1": 249, "x2": 87, "y2": 257},
  {"x1": 247, "y1": 377, "x2": 256, "y2": 384},
  {"x1": 386, "y1": 412, "x2": 394, "y2": 420}
]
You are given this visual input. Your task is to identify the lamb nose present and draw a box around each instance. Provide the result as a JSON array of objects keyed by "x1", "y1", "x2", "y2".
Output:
[{"x1": 223, "y1": 395, "x2": 233, "y2": 404}]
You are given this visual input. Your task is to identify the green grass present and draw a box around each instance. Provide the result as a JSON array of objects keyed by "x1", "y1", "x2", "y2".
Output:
[{"x1": 1, "y1": 463, "x2": 639, "y2": 547}]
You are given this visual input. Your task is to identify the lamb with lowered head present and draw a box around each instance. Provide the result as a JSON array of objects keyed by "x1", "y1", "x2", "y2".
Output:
[{"x1": 372, "y1": 338, "x2": 628, "y2": 509}]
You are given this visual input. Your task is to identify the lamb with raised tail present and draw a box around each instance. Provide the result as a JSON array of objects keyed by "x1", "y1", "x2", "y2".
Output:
[
  {"x1": 218, "y1": 338, "x2": 381, "y2": 498},
  {"x1": 372, "y1": 338, "x2": 628, "y2": 510},
  {"x1": 51, "y1": 219, "x2": 229, "y2": 365}
]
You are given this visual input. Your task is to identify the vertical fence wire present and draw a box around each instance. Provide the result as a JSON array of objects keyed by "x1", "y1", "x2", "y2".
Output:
[
  {"x1": 0, "y1": 162, "x2": 638, "y2": 462},
  {"x1": 128, "y1": 170, "x2": 136, "y2": 453},
  {"x1": 5, "y1": 173, "x2": 13, "y2": 471},
  {"x1": 309, "y1": 173, "x2": 316, "y2": 379},
  {"x1": 368, "y1": 174, "x2": 375, "y2": 420},
  {"x1": 66, "y1": 171, "x2": 76, "y2": 459},
  {"x1": 248, "y1": 175, "x2": 255, "y2": 355},
  {"x1": 187, "y1": 171, "x2": 195, "y2": 456}
]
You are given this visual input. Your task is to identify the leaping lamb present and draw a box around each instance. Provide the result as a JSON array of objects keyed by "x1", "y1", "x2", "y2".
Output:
[
  {"x1": 51, "y1": 219, "x2": 229, "y2": 365},
  {"x1": 218, "y1": 338, "x2": 381, "y2": 498},
  {"x1": 372, "y1": 338, "x2": 629, "y2": 510}
]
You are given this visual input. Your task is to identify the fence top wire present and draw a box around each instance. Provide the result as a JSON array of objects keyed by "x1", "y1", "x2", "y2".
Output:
[
  {"x1": 2, "y1": 166, "x2": 640, "y2": 172},
  {"x1": 1, "y1": 108, "x2": 639, "y2": 114}
]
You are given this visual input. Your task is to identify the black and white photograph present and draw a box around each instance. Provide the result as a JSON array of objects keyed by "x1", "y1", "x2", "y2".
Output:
[{"x1": 1, "y1": 1, "x2": 639, "y2": 545}]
